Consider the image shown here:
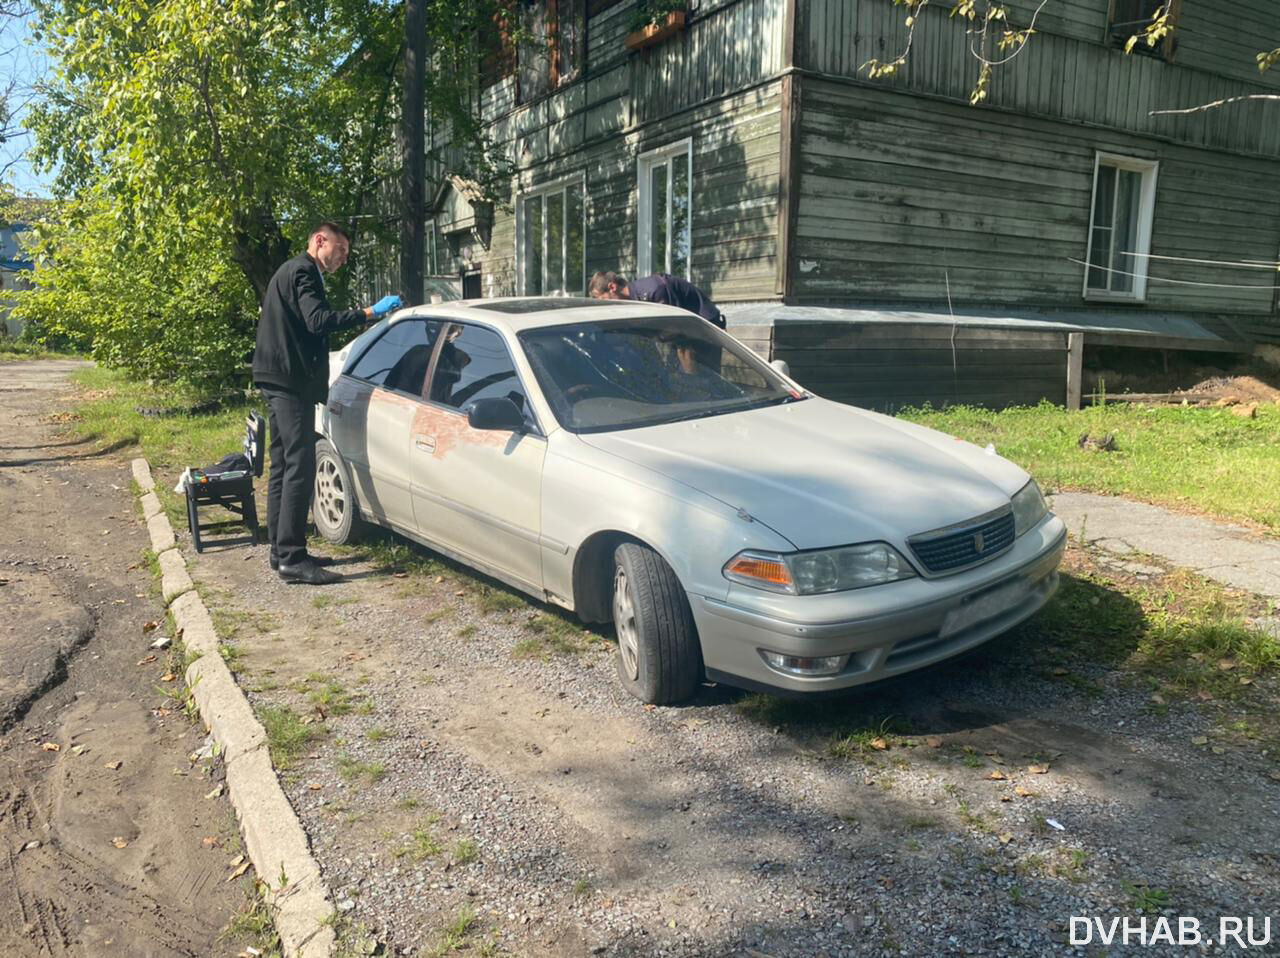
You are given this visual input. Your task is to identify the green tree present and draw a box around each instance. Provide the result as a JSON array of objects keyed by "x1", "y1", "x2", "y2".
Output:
[{"x1": 16, "y1": 0, "x2": 514, "y2": 385}]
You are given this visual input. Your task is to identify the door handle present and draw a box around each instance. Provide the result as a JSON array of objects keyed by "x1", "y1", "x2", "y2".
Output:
[{"x1": 415, "y1": 437, "x2": 436, "y2": 451}]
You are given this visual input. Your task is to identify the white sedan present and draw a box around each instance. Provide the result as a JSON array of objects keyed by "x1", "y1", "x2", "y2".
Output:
[{"x1": 315, "y1": 298, "x2": 1066, "y2": 704}]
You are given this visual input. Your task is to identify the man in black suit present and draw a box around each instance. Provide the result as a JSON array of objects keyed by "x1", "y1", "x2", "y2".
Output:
[
  {"x1": 588, "y1": 270, "x2": 725, "y2": 330},
  {"x1": 252, "y1": 222, "x2": 401, "y2": 585}
]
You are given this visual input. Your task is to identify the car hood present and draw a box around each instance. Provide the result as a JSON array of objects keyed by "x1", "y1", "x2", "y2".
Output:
[{"x1": 578, "y1": 398, "x2": 1031, "y2": 550}]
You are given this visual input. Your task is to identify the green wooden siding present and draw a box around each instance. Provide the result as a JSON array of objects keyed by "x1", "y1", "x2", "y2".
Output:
[{"x1": 791, "y1": 80, "x2": 1280, "y2": 318}]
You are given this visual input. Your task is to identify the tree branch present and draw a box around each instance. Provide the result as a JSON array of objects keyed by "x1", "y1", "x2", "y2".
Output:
[{"x1": 1151, "y1": 94, "x2": 1280, "y2": 116}]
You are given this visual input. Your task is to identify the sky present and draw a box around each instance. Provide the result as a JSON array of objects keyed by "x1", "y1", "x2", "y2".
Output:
[{"x1": 2, "y1": 8, "x2": 52, "y2": 198}]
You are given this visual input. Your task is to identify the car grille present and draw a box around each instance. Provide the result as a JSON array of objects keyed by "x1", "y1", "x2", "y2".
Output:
[{"x1": 908, "y1": 510, "x2": 1015, "y2": 575}]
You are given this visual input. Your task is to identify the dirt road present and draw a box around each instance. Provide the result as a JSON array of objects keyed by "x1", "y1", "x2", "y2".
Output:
[{"x1": 0, "y1": 361, "x2": 252, "y2": 957}]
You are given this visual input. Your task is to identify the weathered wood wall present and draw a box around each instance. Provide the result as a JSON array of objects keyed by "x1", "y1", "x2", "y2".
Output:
[
  {"x1": 434, "y1": 0, "x2": 787, "y2": 303},
  {"x1": 801, "y1": 0, "x2": 1280, "y2": 157},
  {"x1": 791, "y1": 80, "x2": 1280, "y2": 320}
]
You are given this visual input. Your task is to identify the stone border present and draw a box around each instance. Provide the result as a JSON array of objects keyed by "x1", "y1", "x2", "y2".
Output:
[{"x1": 131, "y1": 458, "x2": 336, "y2": 957}]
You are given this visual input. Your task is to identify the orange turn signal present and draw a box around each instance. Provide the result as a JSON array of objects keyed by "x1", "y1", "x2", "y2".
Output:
[{"x1": 724, "y1": 554, "x2": 793, "y2": 590}]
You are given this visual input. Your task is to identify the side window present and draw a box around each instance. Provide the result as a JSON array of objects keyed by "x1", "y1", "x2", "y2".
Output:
[
  {"x1": 428, "y1": 323, "x2": 530, "y2": 420},
  {"x1": 348, "y1": 319, "x2": 442, "y2": 396}
]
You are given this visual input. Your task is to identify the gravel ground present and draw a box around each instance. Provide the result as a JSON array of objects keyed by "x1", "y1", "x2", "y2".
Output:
[{"x1": 182, "y1": 530, "x2": 1280, "y2": 958}]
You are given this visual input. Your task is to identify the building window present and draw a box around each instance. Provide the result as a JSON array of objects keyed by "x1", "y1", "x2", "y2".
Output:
[
  {"x1": 637, "y1": 139, "x2": 691, "y2": 278},
  {"x1": 518, "y1": 177, "x2": 586, "y2": 295},
  {"x1": 1107, "y1": 0, "x2": 1177, "y2": 59},
  {"x1": 517, "y1": 0, "x2": 584, "y2": 104},
  {"x1": 1084, "y1": 153, "x2": 1159, "y2": 300}
]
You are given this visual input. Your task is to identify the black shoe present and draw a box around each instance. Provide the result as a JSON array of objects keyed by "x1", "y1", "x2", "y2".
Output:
[
  {"x1": 277, "y1": 560, "x2": 342, "y2": 585},
  {"x1": 270, "y1": 553, "x2": 335, "y2": 571}
]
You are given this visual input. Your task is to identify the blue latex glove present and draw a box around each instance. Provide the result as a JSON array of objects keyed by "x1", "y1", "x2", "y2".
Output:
[{"x1": 370, "y1": 294, "x2": 402, "y2": 318}]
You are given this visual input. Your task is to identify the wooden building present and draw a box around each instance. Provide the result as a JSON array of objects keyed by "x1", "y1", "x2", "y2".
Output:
[{"x1": 427, "y1": 0, "x2": 1280, "y2": 410}]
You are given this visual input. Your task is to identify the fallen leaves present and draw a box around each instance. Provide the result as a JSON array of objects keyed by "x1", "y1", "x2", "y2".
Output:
[
  {"x1": 1014, "y1": 785, "x2": 1035, "y2": 798},
  {"x1": 870, "y1": 737, "x2": 890, "y2": 751},
  {"x1": 924, "y1": 736, "x2": 943, "y2": 748},
  {"x1": 41, "y1": 742, "x2": 60, "y2": 753},
  {"x1": 205, "y1": 784, "x2": 224, "y2": 799},
  {"x1": 201, "y1": 836, "x2": 220, "y2": 848},
  {"x1": 159, "y1": 673, "x2": 177, "y2": 683},
  {"x1": 1027, "y1": 763, "x2": 1050, "y2": 775},
  {"x1": 227, "y1": 861, "x2": 251, "y2": 882},
  {"x1": 987, "y1": 770, "x2": 1007, "y2": 781},
  {"x1": 136, "y1": 654, "x2": 157, "y2": 666},
  {"x1": 142, "y1": 620, "x2": 159, "y2": 633},
  {"x1": 104, "y1": 760, "x2": 122, "y2": 770},
  {"x1": 111, "y1": 837, "x2": 128, "y2": 849}
]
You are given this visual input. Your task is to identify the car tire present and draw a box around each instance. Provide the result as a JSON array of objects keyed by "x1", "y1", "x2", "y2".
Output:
[
  {"x1": 611, "y1": 542, "x2": 702, "y2": 704},
  {"x1": 313, "y1": 438, "x2": 366, "y2": 544}
]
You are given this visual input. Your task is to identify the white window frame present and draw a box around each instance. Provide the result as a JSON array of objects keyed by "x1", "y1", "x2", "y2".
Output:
[
  {"x1": 1083, "y1": 151, "x2": 1159, "y2": 302},
  {"x1": 515, "y1": 172, "x2": 587, "y2": 296},
  {"x1": 637, "y1": 138, "x2": 693, "y2": 278}
]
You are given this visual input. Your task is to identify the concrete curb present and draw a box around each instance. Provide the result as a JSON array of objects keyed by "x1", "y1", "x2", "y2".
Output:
[
  {"x1": 130, "y1": 458, "x2": 336, "y2": 957},
  {"x1": 157, "y1": 548, "x2": 193, "y2": 603}
]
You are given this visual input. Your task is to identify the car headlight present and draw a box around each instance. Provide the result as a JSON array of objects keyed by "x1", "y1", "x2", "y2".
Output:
[
  {"x1": 724, "y1": 543, "x2": 916, "y2": 595},
  {"x1": 1011, "y1": 480, "x2": 1048, "y2": 537}
]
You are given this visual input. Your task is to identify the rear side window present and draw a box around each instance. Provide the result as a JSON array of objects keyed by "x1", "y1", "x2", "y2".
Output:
[
  {"x1": 427, "y1": 323, "x2": 530, "y2": 420},
  {"x1": 348, "y1": 319, "x2": 442, "y2": 396}
]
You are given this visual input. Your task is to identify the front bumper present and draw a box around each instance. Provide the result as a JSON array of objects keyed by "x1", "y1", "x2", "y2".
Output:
[{"x1": 692, "y1": 516, "x2": 1067, "y2": 694}]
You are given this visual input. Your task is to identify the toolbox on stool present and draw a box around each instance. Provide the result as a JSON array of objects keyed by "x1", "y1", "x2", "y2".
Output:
[{"x1": 183, "y1": 412, "x2": 265, "y2": 552}]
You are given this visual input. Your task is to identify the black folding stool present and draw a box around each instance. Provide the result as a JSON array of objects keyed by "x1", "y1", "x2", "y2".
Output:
[{"x1": 184, "y1": 412, "x2": 266, "y2": 553}]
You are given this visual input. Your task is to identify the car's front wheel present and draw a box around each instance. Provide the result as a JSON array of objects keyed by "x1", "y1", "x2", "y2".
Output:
[
  {"x1": 313, "y1": 438, "x2": 366, "y2": 544},
  {"x1": 612, "y1": 542, "x2": 702, "y2": 704}
]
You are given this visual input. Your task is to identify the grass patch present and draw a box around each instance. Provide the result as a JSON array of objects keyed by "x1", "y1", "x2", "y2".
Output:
[
  {"x1": 295, "y1": 673, "x2": 359, "y2": 716},
  {"x1": 456, "y1": 624, "x2": 477, "y2": 639},
  {"x1": 218, "y1": 885, "x2": 282, "y2": 957},
  {"x1": 902, "y1": 401, "x2": 1280, "y2": 532},
  {"x1": 365, "y1": 726, "x2": 390, "y2": 743},
  {"x1": 421, "y1": 906, "x2": 478, "y2": 958},
  {"x1": 1123, "y1": 881, "x2": 1171, "y2": 914},
  {"x1": 395, "y1": 819, "x2": 444, "y2": 861},
  {"x1": 335, "y1": 754, "x2": 386, "y2": 785},
  {"x1": 258, "y1": 705, "x2": 324, "y2": 770},
  {"x1": 451, "y1": 838, "x2": 478, "y2": 865},
  {"x1": 477, "y1": 586, "x2": 525, "y2": 615},
  {"x1": 66, "y1": 365, "x2": 255, "y2": 474},
  {"x1": 1008, "y1": 551, "x2": 1280, "y2": 699},
  {"x1": 312, "y1": 595, "x2": 358, "y2": 610}
]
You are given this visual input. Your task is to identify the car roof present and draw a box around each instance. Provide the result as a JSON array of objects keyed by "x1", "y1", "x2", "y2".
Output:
[{"x1": 384, "y1": 296, "x2": 694, "y2": 334}]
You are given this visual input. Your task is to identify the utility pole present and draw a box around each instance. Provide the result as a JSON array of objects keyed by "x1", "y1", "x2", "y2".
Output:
[{"x1": 399, "y1": 0, "x2": 426, "y2": 306}]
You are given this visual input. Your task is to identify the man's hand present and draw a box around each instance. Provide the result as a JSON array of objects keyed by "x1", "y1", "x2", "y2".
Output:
[{"x1": 368, "y1": 294, "x2": 403, "y2": 319}]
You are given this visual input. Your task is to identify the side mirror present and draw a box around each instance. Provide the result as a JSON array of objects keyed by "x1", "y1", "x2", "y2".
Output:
[
  {"x1": 770, "y1": 358, "x2": 791, "y2": 378},
  {"x1": 466, "y1": 397, "x2": 525, "y2": 432}
]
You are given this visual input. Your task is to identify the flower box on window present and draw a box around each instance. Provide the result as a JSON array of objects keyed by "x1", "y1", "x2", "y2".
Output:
[{"x1": 624, "y1": 10, "x2": 686, "y2": 51}]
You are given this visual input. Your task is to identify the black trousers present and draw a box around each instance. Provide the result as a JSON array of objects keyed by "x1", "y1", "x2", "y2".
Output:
[{"x1": 261, "y1": 385, "x2": 315, "y2": 566}]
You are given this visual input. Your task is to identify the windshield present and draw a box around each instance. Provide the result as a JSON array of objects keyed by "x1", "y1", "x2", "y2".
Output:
[{"x1": 518, "y1": 315, "x2": 800, "y2": 432}]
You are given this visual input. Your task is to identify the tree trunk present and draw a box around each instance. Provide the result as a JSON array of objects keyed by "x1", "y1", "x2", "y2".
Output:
[
  {"x1": 232, "y1": 207, "x2": 292, "y2": 302},
  {"x1": 399, "y1": 0, "x2": 426, "y2": 306}
]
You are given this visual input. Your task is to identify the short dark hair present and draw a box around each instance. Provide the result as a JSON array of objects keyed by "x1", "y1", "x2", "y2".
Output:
[
  {"x1": 588, "y1": 270, "x2": 628, "y2": 297},
  {"x1": 313, "y1": 221, "x2": 351, "y2": 244}
]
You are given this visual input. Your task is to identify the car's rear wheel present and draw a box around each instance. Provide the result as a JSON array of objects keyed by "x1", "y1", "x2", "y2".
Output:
[
  {"x1": 612, "y1": 542, "x2": 702, "y2": 704},
  {"x1": 313, "y1": 438, "x2": 366, "y2": 544}
]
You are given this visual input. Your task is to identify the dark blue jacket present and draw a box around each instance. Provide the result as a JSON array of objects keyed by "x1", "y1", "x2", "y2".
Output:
[{"x1": 627, "y1": 274, "x2": 725, "y2": 329}]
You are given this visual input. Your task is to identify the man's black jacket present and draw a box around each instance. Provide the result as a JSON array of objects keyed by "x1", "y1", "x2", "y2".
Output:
[
  {"x1": 252, "y1": 252, "x2": 367, "y2": 404},
  {"x1": 628, "y1": 273, "x2": 725, "y2": 329}
]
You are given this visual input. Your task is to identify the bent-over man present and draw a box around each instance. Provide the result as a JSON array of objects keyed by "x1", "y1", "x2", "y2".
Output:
[{"x1": 588, "y1": 270, "x2": 726, "y2": 330}]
